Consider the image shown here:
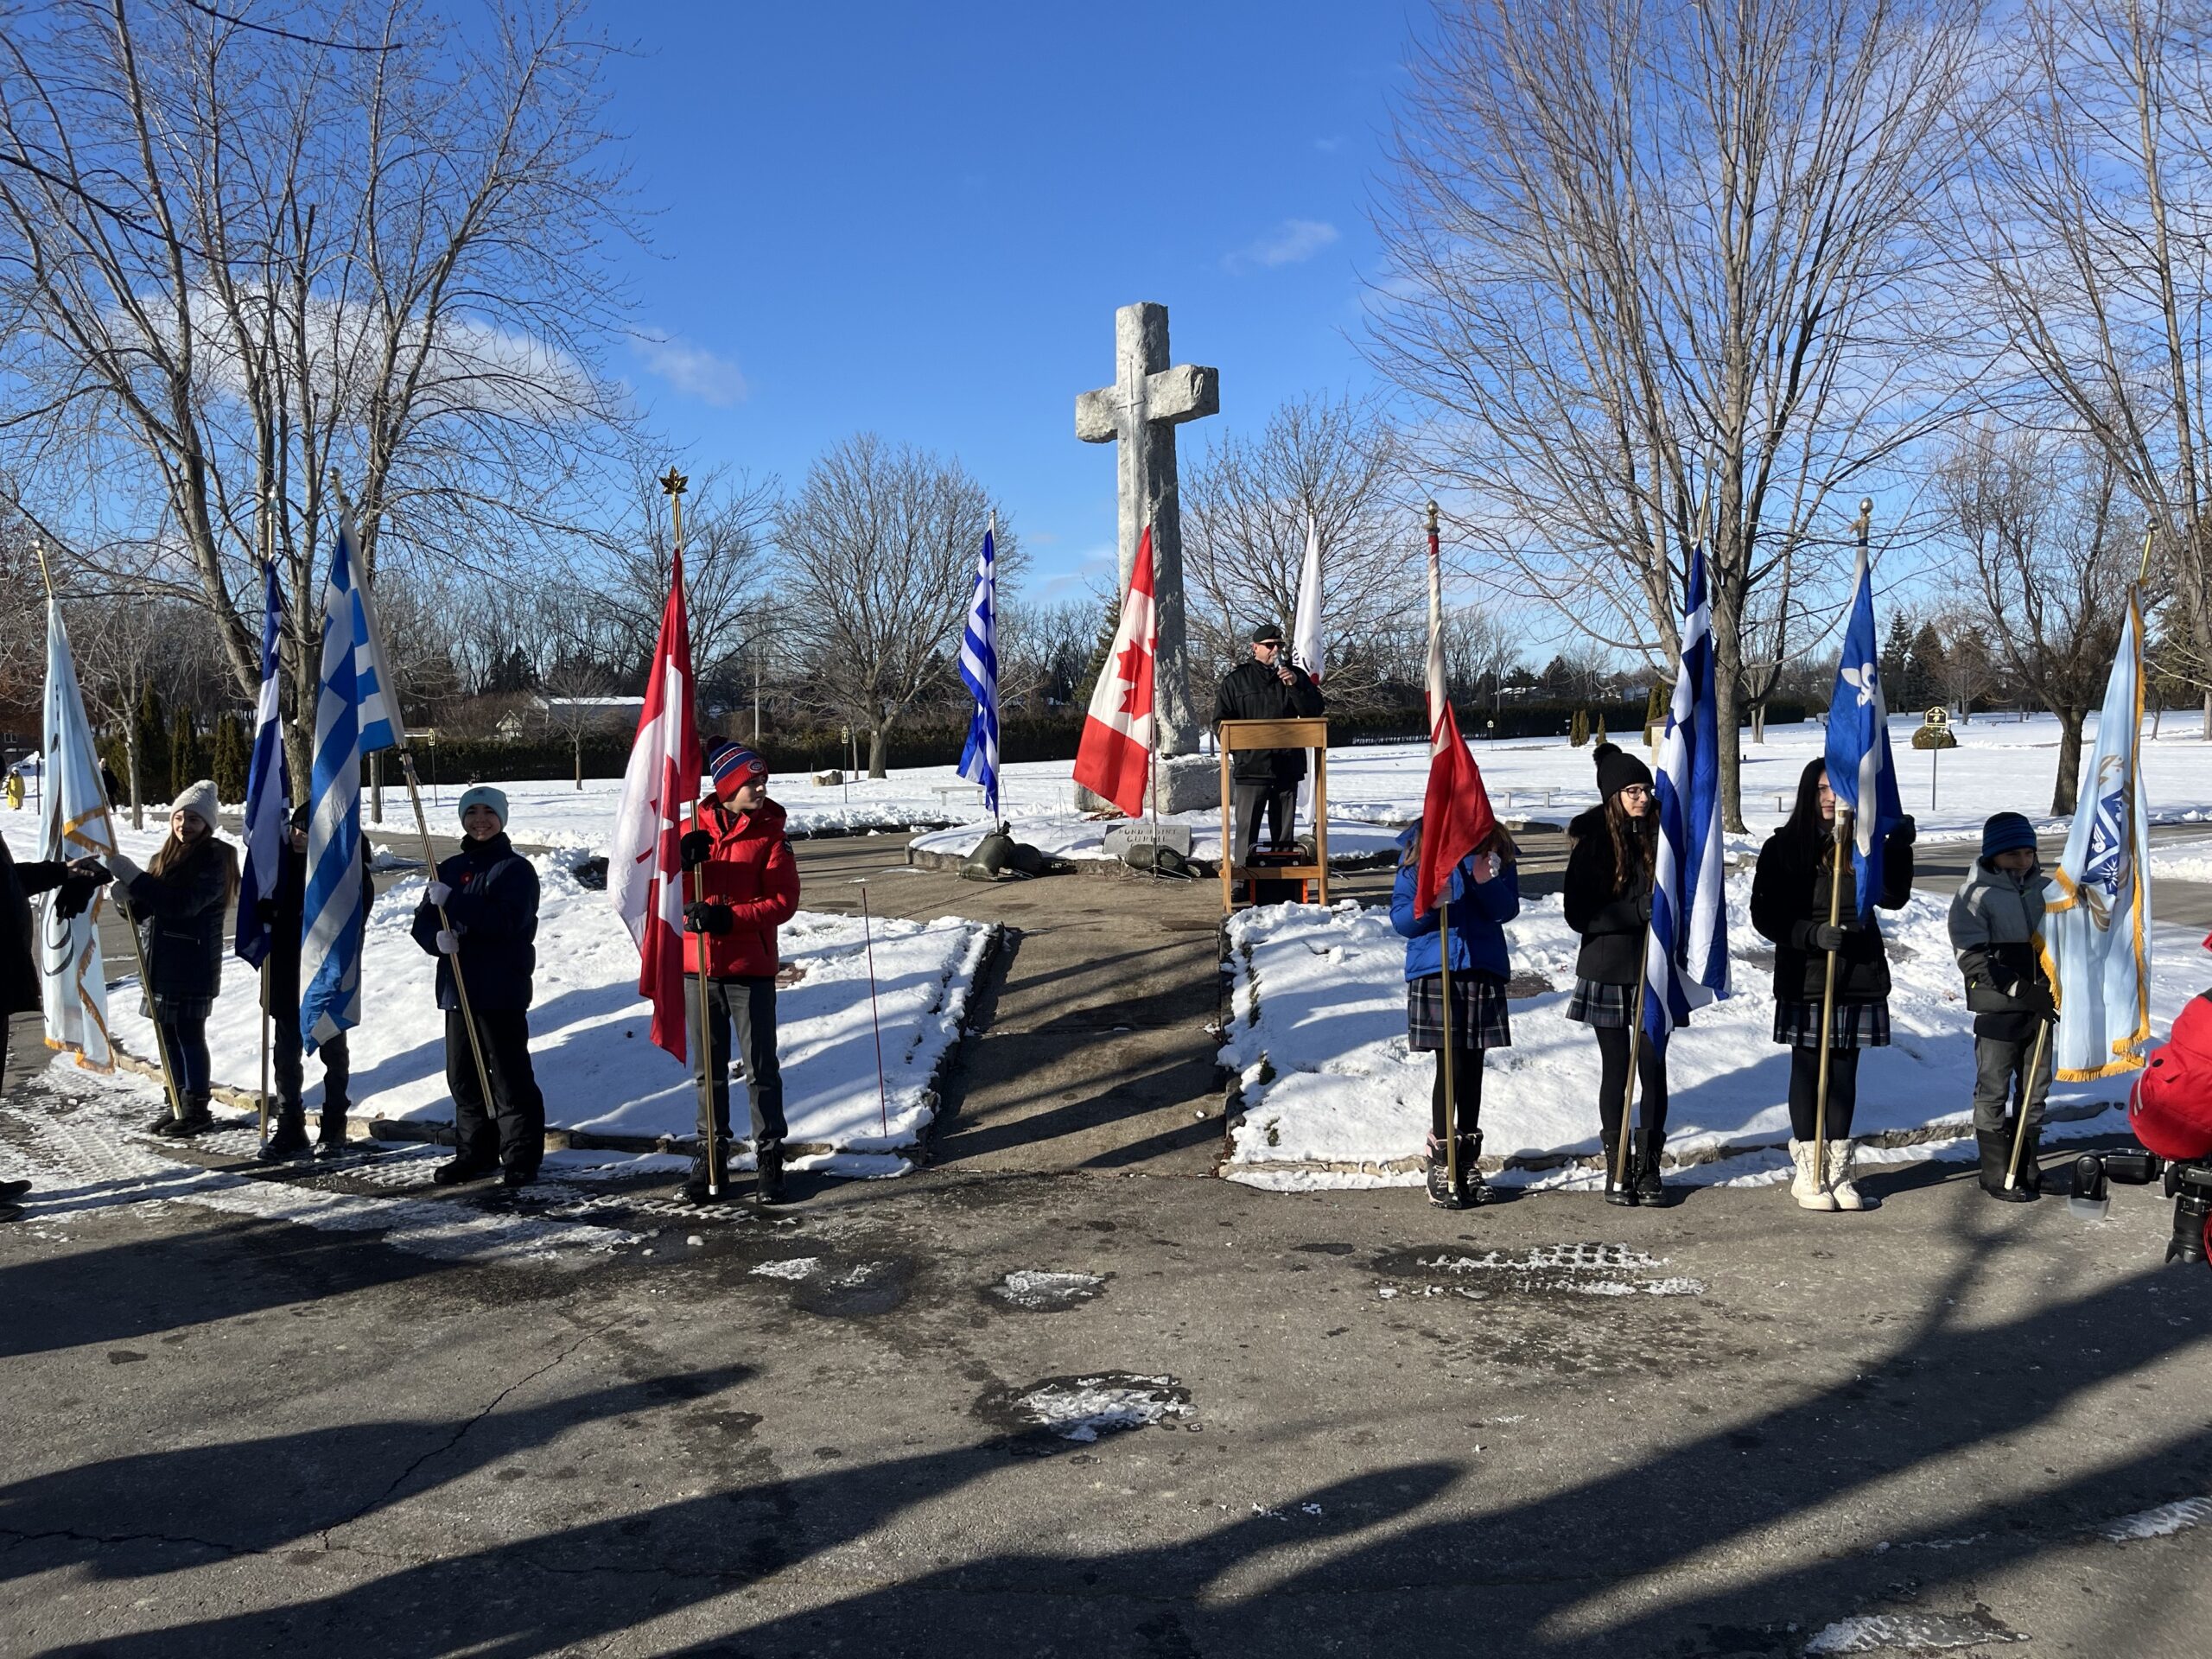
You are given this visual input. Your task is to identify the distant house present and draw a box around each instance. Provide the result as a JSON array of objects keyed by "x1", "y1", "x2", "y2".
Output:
[{"x1": 496, "y1": 695, "x2": 645, "y2": 739}]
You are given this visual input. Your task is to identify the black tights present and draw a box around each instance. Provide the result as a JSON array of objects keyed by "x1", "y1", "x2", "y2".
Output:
[
  {"x1": 1430, "y1": 1049, "x2": 1484, "y2": 1140},
  {"x1": 1593, "y1": 1024, "x2": 1668, "y2": 1151},
  {"x1": 1787, "y1": 1044, "x2": 1859, "y2": 1141}
]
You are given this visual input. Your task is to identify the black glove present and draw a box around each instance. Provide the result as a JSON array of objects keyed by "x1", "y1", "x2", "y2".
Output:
[
  {"x1": 1891, "y1": 815, "x2": 1916, "y2": 846},
  {"x1": 1637, "y1": 891, "x2": 1654, "y2": 922},
  {"x1": 54, "y1": 872, "x2": 100, "y2": 920},
  {"x1": 683, "y1": 901, "x2": 734, "y2": 935},
  {"x1": 2024, "y1": 981, "x2": 2057, "y2": 1020},
  {"x1": 680, "y1": 830, "x2": 713, "y2": 870},
  {"x1": 69, "y1": 857, "x2": 113, "y2": 887},
  {"x1": 253, "y1": 896, "x2": 281, "y2": 927},
  {"x1": 1810, "y1": 920, "x2": 1859, "y2": 953}
]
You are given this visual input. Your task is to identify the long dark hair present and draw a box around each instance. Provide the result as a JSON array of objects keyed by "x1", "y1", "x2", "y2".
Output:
[
  {"x1": 149, "y1": 824, "x2": 240, "y2": 904},
  {"x1": 1603, "y1": 792, "x2": 1656, "y2": 894},
  {"x1": 1778, "y1": 757, "x2": 1839, "y2": 866}
]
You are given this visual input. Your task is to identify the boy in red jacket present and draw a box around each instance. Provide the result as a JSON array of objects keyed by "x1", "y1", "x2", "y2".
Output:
[{"x1": 679, "y1": 741, "x2": 802, "y2": 1203}]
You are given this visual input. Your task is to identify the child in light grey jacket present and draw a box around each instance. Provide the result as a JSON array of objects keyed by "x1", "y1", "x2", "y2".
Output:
[{"x1": 1948, "y1": 811, "x2": 2054, "y2": 1202}]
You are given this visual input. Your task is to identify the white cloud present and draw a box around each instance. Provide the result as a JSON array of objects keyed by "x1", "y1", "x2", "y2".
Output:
[
  {"x1": 636, "y1": 332, "x2": 748, "y2": 406},
  {"x1": 1227, "y1": 219, "x2": 1341, "y2": 271}
]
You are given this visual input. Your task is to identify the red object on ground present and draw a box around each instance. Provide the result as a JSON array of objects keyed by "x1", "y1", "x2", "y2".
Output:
[{"x1": 1072, "y1": 525, "x2": 1158, "y2": 818}]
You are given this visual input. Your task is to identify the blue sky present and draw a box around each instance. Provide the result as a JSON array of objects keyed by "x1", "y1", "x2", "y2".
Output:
[{"x1": 594, "y1": 2, "x2": 1422, "y2": 601}]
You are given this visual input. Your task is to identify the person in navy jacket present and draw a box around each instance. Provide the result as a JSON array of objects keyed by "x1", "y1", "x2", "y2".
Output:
[{"x1": 1392, "y1": 820, "x2": 1520, "y2": 1208}]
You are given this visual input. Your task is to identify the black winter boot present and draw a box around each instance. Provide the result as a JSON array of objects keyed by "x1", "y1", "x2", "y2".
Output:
[
  {"x1": 1600, "y1": 1137, "x2": 1637, "y2": 1206},
  {"x1": 1977, "y1": 1130, "x2": 2033, "y2": 1203},
  {"x1": 679, "y1": 1142, "x2": 730, "y2": 1204},
  {"x1": 313, "y1": 1113, "x2": 349, "y2": 1159},
  {"x1": 0, "y1": 1179, "x2": 29, "y2": 1202},
  {"x1": 1633, "y1": 1130, "x2": 1671, "y2": 1207},
  {"x1": 1456, "y1": 1132, "x2": 1488, "y2": 1206},
  {"x1": 2016, "y1": 1123, "x2": 2044, "y2": 1196},
  {"x1": 432, "y1": 1157, "x2": 496, "y2": 1187},
  {"x1": 155, "y1": 1095, "x2": 215, "y2": 1137},
  {"x1": 1425, "y1": 1135, "x2": 1465, "y2": 1209},
  {"x1": 755, "y1": 1146, "x2": 789, "y2": 1205},
  {"x1": 259, "y1": 1104, "x2": 310, "y2": 1162}
]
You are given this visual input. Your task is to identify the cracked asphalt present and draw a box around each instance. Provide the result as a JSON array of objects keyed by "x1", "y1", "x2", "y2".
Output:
[{"x1": 5, "y1": 836, "x2": 2212, "y2": 1656}]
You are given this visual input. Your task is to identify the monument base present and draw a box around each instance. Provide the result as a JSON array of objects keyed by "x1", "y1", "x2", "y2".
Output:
[{"x1": 1072, "y1": 752, "x2": 1218, "y2": 817}]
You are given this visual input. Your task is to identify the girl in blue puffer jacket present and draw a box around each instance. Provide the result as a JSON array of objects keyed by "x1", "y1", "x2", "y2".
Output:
[{"x1": 1391, "y1": 821, "x2": 1519, "y2": 1208}]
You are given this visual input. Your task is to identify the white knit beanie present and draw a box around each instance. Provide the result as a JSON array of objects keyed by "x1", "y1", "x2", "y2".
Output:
[{"x1": 171, "y1": 778, "x2": 219, "y2": 831}]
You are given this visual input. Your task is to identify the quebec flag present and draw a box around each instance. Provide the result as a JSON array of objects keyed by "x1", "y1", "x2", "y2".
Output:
[
  {"x1": 1641, "y1": 545, "x2": 1728, "y2": 1047},
  {"x1": 2044, "y1": 591, "x2": 2152, "y2": 1081},
  {"x1": 1825, "y1": 541, "x2": 1904, "y2": 920}
]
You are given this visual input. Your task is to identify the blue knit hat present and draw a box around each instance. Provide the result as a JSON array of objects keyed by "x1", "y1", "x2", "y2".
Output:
[
  {"x1": 706, "y1": 741, "x2": 767, "y2": 799},
  {"x1": 1980, "y1": 811, "x2": 2036, "y2": 861},
  {"x1": 457, "y1": 785, "x2": 507, "y2": 827}
]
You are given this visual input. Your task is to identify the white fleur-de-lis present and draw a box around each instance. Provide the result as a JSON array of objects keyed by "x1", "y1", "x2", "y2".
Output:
[{"x1": 1840, "y1": 662, "x2": 1878, "y2": 708}]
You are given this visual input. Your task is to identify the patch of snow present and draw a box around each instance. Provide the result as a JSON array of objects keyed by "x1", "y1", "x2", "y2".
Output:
[
  {"x1": 2096, "y1": 1496, "x2": 2212, "y2": 1541},
  {"x1": 1013, "y1": 1376, "x2": 1192, "y2": 1442},
  {"x1": 991, "y1": 1269, "x2": 1106, "y2": 1309},
  {"x1": 750, "y1": 1257, "x2": 822, "y2": 1281}
]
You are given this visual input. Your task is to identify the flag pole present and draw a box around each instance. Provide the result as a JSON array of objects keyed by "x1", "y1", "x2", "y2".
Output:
[
  {"x1": 1811, "y1": 806, "x2": 1852, "y2": 1193},
  {"x1": 33, "y1": 542, "x2": 185, "y2": 1124},
  {"x1": 1440, "y1": 877, "x2": 1459, "y2": 1199},
  {"x1": 1616, "y1": 912, "x2": 1655, "y2": 1198},
  {"x1": 860, "y1": 882, "x2": 890, "y2": 1136},
  {"x1": 258, "y1": 959, "x2": 271, "y2": 1147},
  {"x1": 691, "y1": 829, "x2": 721, "y2": 1198},
  {"x1": 2003, "y1": 1017, "x2": 2050, "y2": 1192}
]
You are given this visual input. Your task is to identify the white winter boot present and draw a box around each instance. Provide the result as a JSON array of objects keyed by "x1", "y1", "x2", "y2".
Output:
[
  {"x1": 1825, "y1": 1138, "x2": 1865, "y2": 1211},
  {"x1": 1789, "y1": 1139, "x2": 1837, "y2": 1211}
]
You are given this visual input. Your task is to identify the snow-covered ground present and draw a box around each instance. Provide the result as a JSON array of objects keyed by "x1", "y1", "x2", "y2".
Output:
[
  {"x1": 1219, "y1": 878, "x2": 2205, "y2": 1193},
  {"x1": 18, "y1": 709, "x2": 2212, "y2": 855},
  {"x1": 92, "y1": 857, "x2": 994, "y2": 1173}
]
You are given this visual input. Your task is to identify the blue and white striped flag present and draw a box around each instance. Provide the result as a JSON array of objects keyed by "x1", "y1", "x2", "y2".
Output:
[
  {"x1": 301, "y1": 502, "x2": 402, "y2": 1050},
  {"x1": 1641, "y1": 546, "x2": 1729, "y2": 1047},
  {"x1": 1826, "y1": 539, "x2": 1904, "y2": 921},
  {"x1": 236, "y1": 561, "x2": 290, "y2": 969},
  {"x1": 957, "y1": 519, "x2": 1001, "y2": 817},
  {"x1": 2044, "y1": 589, "x2": 2152, "y2": 1080},
  {"x1": 38, "y1": 595, "x2": 118, "y2": 1071}
]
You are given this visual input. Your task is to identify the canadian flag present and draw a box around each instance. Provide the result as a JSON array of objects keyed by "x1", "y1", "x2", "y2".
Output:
[
  {"x1": 1073, "y1": 524, "x2": 1158, "y2": 817},
  {"x1": 609, "y1": 549, "x2": 699, "y2": 1062}
]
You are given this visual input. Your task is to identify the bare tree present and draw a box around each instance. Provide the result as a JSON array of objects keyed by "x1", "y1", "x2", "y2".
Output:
[
  {"x1": 774, "y1": 435, "x2": 1017, "y2": 777},
  {"x1": 1935, "y1": 425, "x2": 2136, "y2": 811},
  {"x1": 1959, "y1": 0, "x2": 2212, "y2": 735},
  {"x1": 584, "y1": 454, "x2": 777, "y2": 694},
  {"x1": 996, "y1": 598, "x2": 1095, "y2": 714},
  {"x1": 1181, "y1": 392, "x2": 1421, "y2": 714},
  {"x1": 1369, "y1": 0, "x2": 1980, "y2": 827},
  {"x1": 0, "y1": 0, "x2": 636, "y2": 785}
]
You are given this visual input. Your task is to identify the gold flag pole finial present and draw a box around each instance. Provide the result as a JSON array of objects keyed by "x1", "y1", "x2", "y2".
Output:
[
  {"x1": 2139, "y1": 524, "x2": 2157, "y2": 588},
  {"x1": 32, "y1": 538, "x2": 54, "y2": 599},
  {"x1": 1425, "y1": 499, "x2": 1440, "y2": 537}
]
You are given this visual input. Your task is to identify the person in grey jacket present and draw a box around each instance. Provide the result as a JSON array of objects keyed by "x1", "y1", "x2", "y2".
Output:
[{"x1": 1948, "y1": 811, "x2": 2054, "y2": 1202}]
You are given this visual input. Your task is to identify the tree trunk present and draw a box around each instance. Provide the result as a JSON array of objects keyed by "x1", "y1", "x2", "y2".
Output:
[
  {"x1": 1750, "y1": 702, "x2": 1766, "y2": 744},
  {"x1": 2202, "y1": 687, "x2": 2209, "y2": 741},
  {"x1": 868, "y1": 726, "x2": 889, "y2": 779},
  {"x1": 2053, "y1": 706, "x2": 2087, "y2": 816},
  {"x1": 574, "y1": 736, "x2": 582, "y2": 791},
  {"x1": 1711, "y1": 588, "x2": 1748, "y2": 833},
  {"x1": 124, "y1": 727, "x2": 142, "y2": 832}
]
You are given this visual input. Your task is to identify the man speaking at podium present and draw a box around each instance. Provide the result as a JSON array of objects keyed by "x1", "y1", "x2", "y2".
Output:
[{"x1": 1215, "y1": 621, "x2": 1325, "y2": 867}]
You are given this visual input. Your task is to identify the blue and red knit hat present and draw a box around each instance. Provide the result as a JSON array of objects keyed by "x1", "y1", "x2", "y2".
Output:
[{"x1": 706, "y1": 741, "x2": 767, "y2": 800}]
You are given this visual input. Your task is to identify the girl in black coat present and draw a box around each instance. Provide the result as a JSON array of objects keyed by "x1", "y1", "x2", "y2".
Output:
[
  {"x1": 1562, "y1": 743, "x2": 1670, "y2": 1206},
  {"x1": 410, "y1": 786, "x2": 545, "y2": 1188},
  {"x1": 104, "y1": 780, "x2": 240, "y2": 1137},
  {"x1": 1750, "y1": 757, "x2": 1916, "y2": 1211}
]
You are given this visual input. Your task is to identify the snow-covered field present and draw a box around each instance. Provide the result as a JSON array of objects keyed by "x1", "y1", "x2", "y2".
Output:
[{"x1": 1219, "y1": 879, "x2": 2204, "y2": 1193}]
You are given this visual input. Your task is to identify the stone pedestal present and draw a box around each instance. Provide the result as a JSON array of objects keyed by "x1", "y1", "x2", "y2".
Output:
[{"x1": 1073, "y1": 753, "x2": 1217, "y2": 817}]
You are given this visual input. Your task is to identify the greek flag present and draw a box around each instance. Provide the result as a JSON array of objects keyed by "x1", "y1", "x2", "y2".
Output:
[
  {"x1": 2044, "y1": 590, "x2": 2152, "y2": 1081},
  {"x1": 1641, "y1": 545, "x2": 1728, "y2": 1046},
  {"x1": 1825, "y1": 541, "x2": 1903, "y2": 921},
  {"x1": 38, "y1": 596, "x2": 118, "y2": 1071},
  {"x1": 236, "y1": 562, "x2": 290, "y2": 969},
  {"x1": 957, "y1": 520, "x2": 1000, "y2": 817},
  {"x1": 300, "y1": 503, "x2": 402, "y2": 1050}
]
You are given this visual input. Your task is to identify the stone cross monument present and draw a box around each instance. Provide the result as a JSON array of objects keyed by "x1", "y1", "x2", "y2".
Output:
[{"x1": 1076, "y1": 302, "x2": 1217, "y2": 776}]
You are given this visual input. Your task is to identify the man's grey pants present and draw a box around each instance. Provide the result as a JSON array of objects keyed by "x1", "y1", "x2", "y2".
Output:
[
  {"x1": 1231, "y1": 782, "x2": 1297, "y2": 867},
  {"x1": 1973, "y1": 1031, "x2": 2054, "y2": 1133}
]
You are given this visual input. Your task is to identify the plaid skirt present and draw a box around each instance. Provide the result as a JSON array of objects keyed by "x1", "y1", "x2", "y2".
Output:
[
  {"x1": 1407, "y1": 973, "x2": 1511, "y2": 1052},
  {"x1": 1773, "y1": 999, "x2": 1891, "y2": 1049},
  {"x1": 1563, "y1": 976, "x2": 1635, "y2": 1030}
]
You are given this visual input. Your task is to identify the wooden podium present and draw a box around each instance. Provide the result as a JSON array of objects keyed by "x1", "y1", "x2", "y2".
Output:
[{"x1": 1217, "y1": 717, "x2": 1329, "y2": 914}]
